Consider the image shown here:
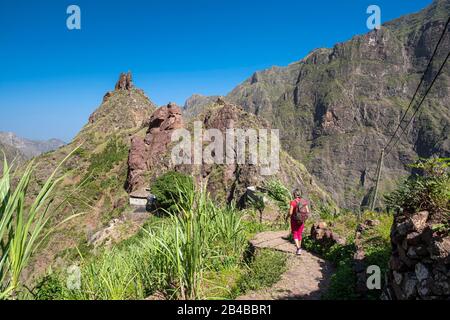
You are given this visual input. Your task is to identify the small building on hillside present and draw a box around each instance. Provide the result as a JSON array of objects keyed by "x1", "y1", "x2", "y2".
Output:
[{"x1": 129, "y1": 188, "x2": 151, "y2": 207}]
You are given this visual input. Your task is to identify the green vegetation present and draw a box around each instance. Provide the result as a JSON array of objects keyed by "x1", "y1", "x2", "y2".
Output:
[
  {"x1": 323, "y1": 244, "x2": 357, "y2": 300},
  {"x1": 151, "y1": 171, "x2": 195, "y2": 214},
  {"x1": 263, "y1": 179, "x2": 291, "y2": 212},
  {"x1": 70, "y1": 137, "x2": 130, "y2": 225},
  {"x1": 231, "y1": 249, "x2": 288, "y2": 298},
  {"x1": 385, "y1": 158, "x2": 450, "y2": 217},
  {"x1": 359, "y1": 213, "x2": 393, "y2": 300},
  {"x1": 303, "y1": 209, "x2": 393, "y2": 300},
  {"x1": 85, "y1": 138, "x2": 128, "y2": 181},
  {"x1": 0, "y1": 153, "x2": 78, "y2": 299},
  {"x1": 34, "y1": 180, "x2": 248, "y2": 300}
]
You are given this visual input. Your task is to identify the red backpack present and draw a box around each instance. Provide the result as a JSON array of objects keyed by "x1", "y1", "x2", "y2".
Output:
[{"x1": 294, "y1": 198, "x2": 309, "y2": 223}]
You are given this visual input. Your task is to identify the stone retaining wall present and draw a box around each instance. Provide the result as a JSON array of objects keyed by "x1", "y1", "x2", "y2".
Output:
[{"x1": 384, "y1": 211, "x2": 450, "y2": 300}]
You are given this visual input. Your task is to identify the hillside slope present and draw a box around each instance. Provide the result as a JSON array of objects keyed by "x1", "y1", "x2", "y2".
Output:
[
  {"x1": 0, "y1": 141, "x2": 26, "y2": 170},
  {"x1": 23, "y1": 72, "x2": 156, "y2": 281}
]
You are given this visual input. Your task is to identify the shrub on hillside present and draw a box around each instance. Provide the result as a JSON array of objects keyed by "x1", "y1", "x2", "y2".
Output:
[
  {"x1": 263, "y1": 179, "x2": 291, "y2": 212},
  {"x1": 151, "y1": 171, "x2": 195, "y2": 214},
  {"x1": 385, "y1": 158, "x2": 450, "y2": 217}
]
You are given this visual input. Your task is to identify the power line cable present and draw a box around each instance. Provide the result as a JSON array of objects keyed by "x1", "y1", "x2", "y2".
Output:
[
  {"x1": 383, "y1": 17, "x2": 450, "y2": 153},
  {"x1": 369, "y1": 16, "x2": 449, "y2": 210},
  {"x1": 385, "y1": 49, "x2": 450, "y2": 156}
]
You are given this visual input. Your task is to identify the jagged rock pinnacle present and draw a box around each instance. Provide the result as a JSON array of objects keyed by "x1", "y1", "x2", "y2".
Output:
[
  {"x1": 216, "y1": 97, "x2": 226, "y2": 105},
  {"x1": 115, "y1": 72, "x2": 134, "y2": 91}
]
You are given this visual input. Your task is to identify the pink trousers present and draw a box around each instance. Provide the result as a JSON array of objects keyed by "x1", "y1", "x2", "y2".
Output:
[{"x1": 291, "y1": 218, "x2": 305, "y2": 241}]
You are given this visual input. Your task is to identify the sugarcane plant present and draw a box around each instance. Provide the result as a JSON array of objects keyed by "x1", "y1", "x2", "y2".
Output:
[{"x1": 0, "y1": 149, "x2": 80, "y2": 299}]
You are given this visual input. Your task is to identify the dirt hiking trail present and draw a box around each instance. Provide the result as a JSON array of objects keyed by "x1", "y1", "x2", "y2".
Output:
[{"x1": 237, "y1": 231, "x2": 335, "y2": 300}]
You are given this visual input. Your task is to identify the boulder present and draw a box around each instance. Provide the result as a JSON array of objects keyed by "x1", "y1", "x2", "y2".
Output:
[
  {"x1": 410, "y1": 211, "x2": 429, "y2": 233},
  {"x1": 310, "y1": 222, "x2": 344, "y2": 248},
  {"x1": 415, "y1": 263, "x2": 430, "y2": 282}
]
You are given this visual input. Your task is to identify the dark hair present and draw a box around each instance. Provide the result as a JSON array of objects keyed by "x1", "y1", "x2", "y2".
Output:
[{"x1": 292, "y1": 189, "x2": 301, "y2": 198}]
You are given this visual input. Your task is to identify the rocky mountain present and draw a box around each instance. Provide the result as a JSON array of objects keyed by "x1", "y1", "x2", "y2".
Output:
[
  {"x1": 0, "y1": 132, "x2": 65, "y2": 159},
  {"x1": 185, "y1": 0, "x2": 450, "y2": 209}
]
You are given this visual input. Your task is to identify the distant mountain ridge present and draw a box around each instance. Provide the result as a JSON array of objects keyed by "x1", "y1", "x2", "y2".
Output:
[
  {"x1": 0, "y1": 131, "x2": 65, "y2": 159},
  {"x1": 183, "y1": 94, "x2": 220, "y2": 119}
]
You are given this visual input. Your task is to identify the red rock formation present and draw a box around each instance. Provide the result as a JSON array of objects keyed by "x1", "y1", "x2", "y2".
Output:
[
  {"x1": 126, "y1": 103, "x2": 184, "y2": 191},
  {"x1": 115, "y1": 72, "x2": 134, "y2": 91}
]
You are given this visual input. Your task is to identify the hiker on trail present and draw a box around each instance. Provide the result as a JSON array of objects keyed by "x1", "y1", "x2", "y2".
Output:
[{"x1": 288, "y1": 189, "x2": 310, "y2": 256}]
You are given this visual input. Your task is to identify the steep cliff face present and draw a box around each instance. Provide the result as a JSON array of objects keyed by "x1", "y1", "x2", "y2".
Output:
[
  {"x1": 126, "y1": 102, "x2": 184, "y2": 192},
  {"x1": 220, "y1": 0, "x2": 450, "y2": 208}
]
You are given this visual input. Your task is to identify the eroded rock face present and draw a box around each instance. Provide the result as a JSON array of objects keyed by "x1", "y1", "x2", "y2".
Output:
[
  {"x1": 384, "y1": 210, "x2": 450, "y2": 300},
  {"x1": 126, "y1": 103, "x2": 184, "y2": 192},
  {"x1": 126, "y1": 100, "x2": 261, "y2": 200}
]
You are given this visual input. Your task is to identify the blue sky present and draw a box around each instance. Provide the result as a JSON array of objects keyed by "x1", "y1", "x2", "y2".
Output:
[{"x1": 0, "y1": 0, "x2": 433, "y2": 142}]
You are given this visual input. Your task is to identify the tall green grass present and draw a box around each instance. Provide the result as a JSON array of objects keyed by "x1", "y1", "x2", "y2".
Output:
[
  {"x1": 263, "y1": 179, "x2": 291, "y2": 212},
  {"x1": 41, "y1": 181, "x2": 247, "y2": 300},
  {"x1": 0, "y1": 151, "x2": 79, "y2": 299}
]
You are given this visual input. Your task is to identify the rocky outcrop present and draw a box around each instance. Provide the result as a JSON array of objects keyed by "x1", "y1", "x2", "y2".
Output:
[
  {"x1": 86, "y1": 72, "x2": 156, "y2": 133},
  {"x1": 384, "y1": 210, "x2": 450, "y2": 300},
  {"x1": 126, "y1": 99, "x2": 335, "y2": 207},
  {"x1": 115, "y1": 72, "x2": 134, "y2": 91},
  {"x1": 126, "y1": 103, "x2": 184, "y2": 192},
  {"x1": 310, "y1": 222, "x2": 344, "y2": 248}
]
